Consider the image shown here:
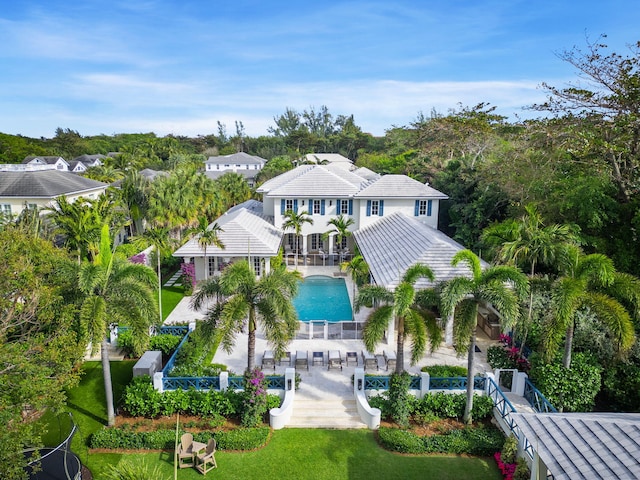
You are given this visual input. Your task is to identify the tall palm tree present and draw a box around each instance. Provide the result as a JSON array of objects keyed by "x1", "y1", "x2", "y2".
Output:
[
  {"x1": 282, "y1": 210, "x2": 313, "y2": 265},
  {"x1": 191, "y1": 259, "x2": 301, "y2": 371},
  {"x1": 544, "y1": 249, "x2": 638, "y2": 368},
  {"x1": 440, "y1": 250, "x2": 528, "y2": 424},
  {"x1": 341, "y1": 254, "x2": 369, "y2": 298},
  {"x1": 143, "y1": 225, "x2": 172, "y2": 323},
  {"x1": 118, "y1": 171, "x2": 149, "y2": 236},
  {"x1": 79, "y1": 225, "x2": 158, "y2": 426},
  {"x1": 482, "y1": 204, "x2": 580, "y2": 351},
  {"x1": 323, "y1": 214, "x2": 355, "y2": 252},
  {"x1": 190, "y1": 217, "x2": 224, "y2": 280},
  {"x1": 355, "y1": 264, "x2": 443, "y2": 374}
]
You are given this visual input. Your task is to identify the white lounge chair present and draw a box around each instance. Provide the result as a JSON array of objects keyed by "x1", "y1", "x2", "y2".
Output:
[
  {"x1": 328, "y1": 350, "x2": 343, "y2": 370},
  {"x1": 384, "y1": 350, "x2": 397, "y2": 371},
  {"x1": 362, "y1": 350, "x2": 377, "y2": 371},
  {"x1": 261, "y1": 350, "x2": 275, "y2": 370}
]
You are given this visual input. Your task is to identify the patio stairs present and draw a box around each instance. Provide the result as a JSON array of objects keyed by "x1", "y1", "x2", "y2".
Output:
[{"x1": 288, "y1": 398, "x2": 366, "y2": 428}]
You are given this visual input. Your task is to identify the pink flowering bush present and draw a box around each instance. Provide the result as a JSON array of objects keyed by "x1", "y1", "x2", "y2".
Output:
[
  {"x1": 180, "y1": 263, "x2": 196, "y2": 294},
  {"x1": 129, "y1": 252, "x2": 147, "y2": 265},
  {"x1": 494, "y1": 451, "x2": 517, "y2": 480},
  {"x1": 241, "y1": 367, "x2": 269, "y2": 427}
]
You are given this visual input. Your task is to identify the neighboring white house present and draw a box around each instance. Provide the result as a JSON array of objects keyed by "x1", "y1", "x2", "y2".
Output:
[
  {"x1": 68, "y1": 154, "x2": 107, "y2": 173},
  {"x1": 22, "y1": 155, "x2": 70, "y2": 171},
  {"x1": 204, "y1": 152, "x2": 266, "y2": 187},
  {"x1": 0, "y1": 165, "x2": 109, "y2": 220}
]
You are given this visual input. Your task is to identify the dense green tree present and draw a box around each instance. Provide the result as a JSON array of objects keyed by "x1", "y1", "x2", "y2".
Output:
[
  {"x1": 215, "y1": 172, "x2": 251, "y2": 208},
  {"x1": 355, "y1": 264, "x2": 443, "y2": 374},
  {"x1": 440, "y1": 250, "x2": 528, "y2": 423},
  {"x1": 191, "y1": 259, "x2": 300, "y2": 371},
  {"x1": 341, "y1": 254, "x2": 370, "y2": 298}
]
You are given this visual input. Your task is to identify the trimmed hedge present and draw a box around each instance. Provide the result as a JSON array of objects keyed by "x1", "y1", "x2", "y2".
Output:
[
  {"x1": 377, "y1": 425, "x2": 504, "y2": 456},
  {"x1": 90, "y1": 427, "x2": 270, "y2": 451},
  {"x1": 421, "y1": 365, "x2": 468, "y2": 377},
  {"x1": 117, "y1": 330, "x2": 182, "y2": 358}
]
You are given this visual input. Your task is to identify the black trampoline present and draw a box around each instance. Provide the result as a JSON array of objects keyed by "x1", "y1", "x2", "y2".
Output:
[{"x1": 23, "y1": 413, "x2": 83, "y2": 480}]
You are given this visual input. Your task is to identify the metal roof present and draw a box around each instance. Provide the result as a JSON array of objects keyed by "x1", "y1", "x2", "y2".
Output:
[
  {"x1": 0, "y1": 170, "x2": 108, "y2": 197},
  {"x1": 354, "y1": 174, "x2": 448, "y2": 199},
  {"x1": 353, "y1": 212, "x2": 477, "y2": 289},
  {"x1": 265, "y1": 165, "x2": 368, "y2": 197},
  {"x1": 173, "y1": 201, "x2": 282, "y2": 257},
  {"x1": 512, "y1": 412, "x2": 640, "y2": 480},
  {"x1": 205, "y1": 152, "x2": 266, "y2": 165}
]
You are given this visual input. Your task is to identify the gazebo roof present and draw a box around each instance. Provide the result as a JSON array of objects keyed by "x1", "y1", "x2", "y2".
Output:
[{"x1": 512, "y1": 412, "x2": 640, "y2": 480}]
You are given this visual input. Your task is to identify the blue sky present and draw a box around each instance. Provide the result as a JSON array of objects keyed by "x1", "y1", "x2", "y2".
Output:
[{"x1": 1, "y1": 0, "x2": 639, "y2": 138}]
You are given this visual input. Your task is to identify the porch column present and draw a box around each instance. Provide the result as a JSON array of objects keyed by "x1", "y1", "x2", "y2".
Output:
[
  {"x1": 444, "y1": 314, "x2": 454, "y2": 346},
  {"x1": 302, "y1": 235, "x2": 308, "y2": 255},
  {"x1": 328, "y1": 235, "x2": 335, "y2": 255}
]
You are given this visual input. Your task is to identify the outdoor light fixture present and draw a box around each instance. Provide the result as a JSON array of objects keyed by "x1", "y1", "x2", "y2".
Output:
[
  {"x1": 357, "y1": 379, "x2": 363, "y2": 391},
  {"x1": 287, "y1": 379, "x2": 292, "y2": 391}
]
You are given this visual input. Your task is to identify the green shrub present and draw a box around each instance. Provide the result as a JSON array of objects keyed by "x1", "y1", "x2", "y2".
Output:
[
  {"x1": 367, "y1": 395, "x2": 390, "y2": 418},
  {"x1": 529, "y1": 353, "x2": 601, "y2": 411},
  {"x1": 150, "y1": 334, "x2": 182, "y2": 356},
  {"x1": 414, "y1": 392, "x2": 494, "y2": 421},
  {"x1": 501, "y1": 435, "x2": 518, "y2": 464},
  {"x1": 121, "y1": 377, "x2": 163, "y2": 418},
  {"x1": 514, "y1": 457, "x2": 530, "y2": 480},
  {"x1": 421, "y1": 365, "x2": 467, "y2": 377},
  {"x1": 486, "y1": 345, "x2": 516, "y2": 369},
  {"x1": 377, "y1": 427, "x2": 425, "y2": 454},
  {"x1": 90, "y1": 427, "x2": 269, "y2": 451}
]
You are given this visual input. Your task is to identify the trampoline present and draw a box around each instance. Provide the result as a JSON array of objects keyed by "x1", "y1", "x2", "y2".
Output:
[{"x1": 23, "y1": 413, "x2": 83, "y2": 480}]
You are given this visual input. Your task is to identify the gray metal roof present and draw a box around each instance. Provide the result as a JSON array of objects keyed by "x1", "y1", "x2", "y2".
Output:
[
  {"x1": 303, "y1": 153, "x2": 353, "y2": 165},
  {"x1": 265, "y1": 164, "x2": 368, "y2": 197},
  {"x1": 353, "y1": 212, "x2": 478, "y2": 289},
  {"x1": 512, "y1": 412, "x2": 640, "y2": 480},
  {"x1": 205, "y1": 152, "x2": 266, "y2": 165},
  {"x1": 204, "y1": 170, "x2": 258, "y2": 181},
  {"x1": 22, "y1": 155, "x2": 68, "y2": 166},
  {"x1": 354, "y1": 174, "x2": 448, "y2": 199},
  {"x1": 0, "y1": 170, "x2": 108, "y2": 197},
  {"x1": 173, "y1": 201, "x2": 281, "y2": 257},
  {"x1": 352, "y1": 167, "x2": 380, "y2": 181}
]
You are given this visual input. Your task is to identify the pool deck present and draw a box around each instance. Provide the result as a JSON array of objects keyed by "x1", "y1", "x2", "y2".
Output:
[{"x1": 163, "y1": 265, "x2": 497, "y2": 401}]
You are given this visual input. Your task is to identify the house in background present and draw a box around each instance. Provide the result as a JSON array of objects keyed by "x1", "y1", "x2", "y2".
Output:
[
  {"x1": 204, "y1": 152, "x2": 266, "y2": 187},
  {"x1": 68, "y1": 154, "x2": 107, "y2": 173},
  {"x1": 22, "y1": 155, "x2": 70, "y2": 171},
  {"x1": 0, "y1": 165, "x2": 109, "y2": 221},
  {"x1": 301, "y1": 153, "x2": 353, "y2": 170}
]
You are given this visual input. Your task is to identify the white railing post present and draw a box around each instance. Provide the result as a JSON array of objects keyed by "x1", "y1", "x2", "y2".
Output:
[
  {"x1": 420, "y1": 372, "x2": 430, "y2": 398},
  {"x1": 219, "y1": 371, "x2": 229, "y2": 391},
  {"x1": 188, "y1": 321, "x2": 196, "y2": 332},
  {"x1": 512, "y1": 371, "x2": 528, "y2": 396},
  {"x1": 153, "y1": 371, "x2": 164, "y2": 393}
]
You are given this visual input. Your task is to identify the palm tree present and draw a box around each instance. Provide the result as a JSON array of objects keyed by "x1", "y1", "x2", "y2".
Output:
[
  {"x1": 355, "y1": 264, "x2": 443, "y2": 374},
  {"x1": 282, "y1": 210, "x2": 313, "y2": 265},
  {"x1": 79, "y1": 225, "x2": 158, "y2": 426},
  {"x1": 143, "y1": 225, "x2": 172, "y2": 323},
  {"x1": 544, "y1": 249, "x2": 638, "y2": 368},
  {"x1": 323, "y1": 214, "x2": 355, "y2": 252},
  {"x1": 191, "y1": 259, "x2": 301, "y2": 371},
  {"x1": 341, "y1": 254, "x2": 369, "y2": 298},
  {"x1": 482, "y1": 204, "x2": 580, "y2": 352},
  {"x1": 118, "y1": 171, "x2": 149, "y2": 236},
  {"x1": 191, "y1": 217, "x2": 224, "y2": 280},
  {"x1": 440, "y1": 250, "x2": 528, "y2": 424}
]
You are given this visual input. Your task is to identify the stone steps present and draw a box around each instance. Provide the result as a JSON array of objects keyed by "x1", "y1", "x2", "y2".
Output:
[{"x1": 288, "y1": 398, "x2": 366, "y2": 429}]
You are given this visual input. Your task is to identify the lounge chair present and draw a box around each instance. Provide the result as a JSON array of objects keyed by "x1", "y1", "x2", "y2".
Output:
[
  {"x1": 313, "y1": 351, "x2": 324, "y2": 366},
  {"x1": 362, "y1": 350, "x2": 377, "y2": 371},
  {"x1": 346, "y1": 351, "x2": 358, "y2": 366},
  {"x1": 328, "y1": 350, "x2": 343, "y2": 370},
  {"x1": 262, "y1": 350, "x2": 275, "y2": 370},
  {"x1": 177, "y1": 433, "x2": 198, "y2": 468},
  {"x1": 195, "y1": 438, "x2": 217, "y2": 475},
  {"x1": 278, "y1": 351, "x2": 292, "y2": 366},
  {"x1": 384, "y1": 350, "x2": 397, "y2": 371},
  {"x1": 295, "y1": 350, "x2": 309, "y2": 370}
]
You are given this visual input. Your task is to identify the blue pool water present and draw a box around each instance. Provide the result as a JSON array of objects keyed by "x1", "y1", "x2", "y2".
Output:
[{"x1": 293, "y1": 275, "x2": 353, "y2": 322}]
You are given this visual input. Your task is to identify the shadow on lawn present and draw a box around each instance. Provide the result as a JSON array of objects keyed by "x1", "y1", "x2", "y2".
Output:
[{"x1": 67, "y1": 401, "x2": 107, "y2": 426}]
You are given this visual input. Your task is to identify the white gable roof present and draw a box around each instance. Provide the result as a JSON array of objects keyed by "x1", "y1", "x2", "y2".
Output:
[
  {"x1": 353, "y1": 212, "x2": 482, "y2": 289},
  {"x1": 173, "y1": 201, "x2": 282, "y2": 257},
  {"x1": 355, "y1": 175, "x2": 448, "y2": 199},
  {"x1": 205, "y1": 152, "x2": 266, "y2": 165}
]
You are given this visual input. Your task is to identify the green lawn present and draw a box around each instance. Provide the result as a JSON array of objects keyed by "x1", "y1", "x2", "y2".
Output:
[
  {"x1": 161, "y1": 285, "x2": 185, "y2": 321},
  {"x1": 46, "y1": 360, "x2": 501, "y2": 480}
]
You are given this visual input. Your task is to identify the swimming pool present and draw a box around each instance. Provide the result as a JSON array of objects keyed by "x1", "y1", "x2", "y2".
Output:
[{"x1": 293, "y1": 275, "x2": 353, "y2": 322}]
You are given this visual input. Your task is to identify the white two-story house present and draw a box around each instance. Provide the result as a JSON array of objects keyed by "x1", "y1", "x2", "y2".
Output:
[{"x1": 204, "y1": 152, "x2": 266, "y2": 188}]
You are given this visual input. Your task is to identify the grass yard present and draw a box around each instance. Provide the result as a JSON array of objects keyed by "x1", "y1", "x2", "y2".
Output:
[
  {"x1": 161, "y1": 285, "x2": 185, "y2": 321},
  {"x1": 44, "y1": 360, "x2": 501, "y2": 479}
]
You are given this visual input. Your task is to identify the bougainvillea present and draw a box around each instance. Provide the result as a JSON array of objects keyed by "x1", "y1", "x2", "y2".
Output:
[
  {"x1": 241, "y1": 367, "x2": 268, "y2": 427},
  {"x1": 129, "y1": 253, "x2": 147, "y2": 265},
  {"x1": 180, "y1": 262, "x2": 196, "y2": 294}
]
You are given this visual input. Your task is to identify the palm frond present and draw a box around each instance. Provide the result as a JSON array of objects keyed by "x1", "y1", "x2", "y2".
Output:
[
  {"x1": 404, "y1": 309, "x2": 427, "y2": 365},
  {"x1": 401, "y1": 263, "x2": 434, "y2": 285},
  {"x1": 362, "y1": 305, "x2": 393, "y2": 353},
  {"x1": 584, "y1": 292, "x2": 636, "y2": 355},
  {"x1": 354, "y1": 285, "x2": 393, "y2": 312},
  {"x1": 451, "y1": 249, "x2": 482, "y2": 279},
  {"x1": 439, "y1": 277, "x2": 475, "y2": 318},
  {"x1": 451, "y1": 298, "x2": 477, "y2": 354}
]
